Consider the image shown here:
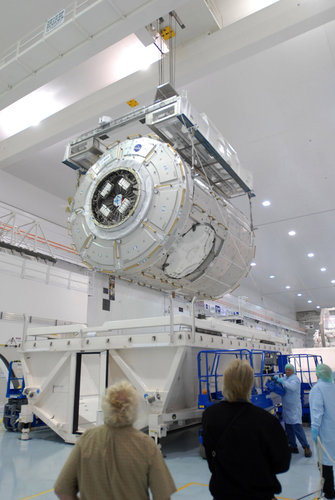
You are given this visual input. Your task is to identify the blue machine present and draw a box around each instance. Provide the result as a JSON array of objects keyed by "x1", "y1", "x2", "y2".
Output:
[
  {"x1": 197, "y1": 348, "x2": 284, "y2": 451},
  {"x1": 4, "y1": 360, "x2": 27, "y2": 431},
  {"x1": 197, "y1": 349, "x2": 322, "y2": 416},
  {"x1": 197, "y1": 349, "x2": 322, "y2": 451},
  {"x1": 197, "y1": 348, "x2": 283, "y2": 412},
  {"x1": 3, "y1": 360, "x2": 42, "y2": 431},
  {"x1": 6, "y1": 360, "x2": 25, "y2": 399}
]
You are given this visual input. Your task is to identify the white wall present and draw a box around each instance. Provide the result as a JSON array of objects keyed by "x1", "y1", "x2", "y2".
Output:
[
  {"x1": 0, "y1": 321, "x2": 27, "y2": 344},
  {"x1": 292, "y1": 347, "x2": 335, "y2": 371},
  {"x1": 0, "y1": 254, "x2": 88, "y2": 343},
  {"x1": 289, "y1": 333, "x2": 306, "y2": 349},
  {"x1": 86, "y1": 273, "x2": 306, "y2": 351},
  {"x1": 0, "y1": 170, "x2": 68, "y2": 227},
  {"x1": 0, "y1": 173, "x2": 86, "y2": 267},
  {"x1": 87, "y1": 273, "x2": 191, "y2": 326},
  {"x1": 0, "y1": 272, "x2": 87, "y2": 321},
  {"x1": 232, "y1": 282, "x2": 297, "y2": 320}
]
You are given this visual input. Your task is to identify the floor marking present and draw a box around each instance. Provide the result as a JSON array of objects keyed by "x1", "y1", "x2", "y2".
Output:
[
  {"x1": 19, "y1": 486, "x2": 297, "y2": 499},
  {"x1": 177, "y1": 482, "x2": 209, "y2": 491},
  {"x1": 22, "y1": 484, "x2": 208, "y2": 498},
  {"x1": 175, "y1": 486, "x2": 296, "y2": 499},
  {"x1": 20, "y1": 489, "x2": 54, "y2": 499}
]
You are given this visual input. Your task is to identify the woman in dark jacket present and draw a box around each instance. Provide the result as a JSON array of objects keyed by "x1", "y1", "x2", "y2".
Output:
[{"x1": 202, "y1": 358, "x2": 291, "y2": 500}]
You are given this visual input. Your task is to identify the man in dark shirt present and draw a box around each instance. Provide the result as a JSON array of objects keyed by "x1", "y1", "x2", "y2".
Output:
[{"x1": 202, "y1": 358, "x2": 291, "y2": 500}]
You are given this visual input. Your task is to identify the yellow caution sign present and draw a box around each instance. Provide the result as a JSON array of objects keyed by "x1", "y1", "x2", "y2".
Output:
[
  {"x1": 127, "y1": 99, "x2": 139, "y2": 108},
  {"x1": 160, "y1": 26, "x2": 175, "y2": 40}
]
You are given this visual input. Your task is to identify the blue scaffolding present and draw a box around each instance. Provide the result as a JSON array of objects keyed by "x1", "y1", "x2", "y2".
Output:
[
  {"x1": 197, "y1": 349, "x2": 322, "y2": 420},
  {"x1": 197, "y1": 348, "x2": 283, "y2": 412}
]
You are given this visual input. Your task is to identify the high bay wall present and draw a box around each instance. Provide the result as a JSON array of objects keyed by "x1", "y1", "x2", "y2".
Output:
[
  {"x1": 0, "y1": 249, "x2": 307, "y2": 347},
  {"x1": 87, "y1": 271, "x2": 307, "y2": 347},
  {"x1": 0, "y1": 254, "x2": 88, "y2": 345}
]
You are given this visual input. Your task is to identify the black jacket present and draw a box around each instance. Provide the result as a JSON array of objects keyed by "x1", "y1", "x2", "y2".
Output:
[{"x1": 202, "y1": 400, "x2": 291, "y2": 500}]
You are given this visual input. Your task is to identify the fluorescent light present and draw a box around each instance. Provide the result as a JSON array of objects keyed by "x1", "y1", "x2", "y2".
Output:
[
  {"x1": 285, "y1": 285, "x2": 291, "y2": 289},
  {"x1": 250, "y1": 262, "x2": 256, "y2": 267},
  {"x1": 262, "y1": 200, "x2": 271, "y2": 207},
  {"x1": 258, "y1": 0, "x2": 280, "y2": 7},
  {"x1": 297, "y1": 293, "x2": 302, "y2": 297},
  {"x1": 320, "y1": 267, "x2": 327, "y2": 272},
  {"x1": 114, "y1": 38, "x2": 163, "y2": 79},
  {"x1": 0, "y1": 34, "x2": 166, "y2": 139},
  {"x1": 316, "y1": 306, "x2": 320, "y2": 309},
  {"x1": 269, "y1": 275, "x2": 275, "y2": 279},
  {"x1": 139, "y1": 43, "x2": 162, "y2": 70},
  {"x1": 288, "y1": 230, "x2": 296, "y2": 236},
  {"x1": 331, "y1": 280, "x2": 335, "y2": 284},
  {"x1": 222, "y1": 0, "x2": 280, "y2": 26},
  {"x1": 0, "y1": 90, "x2": 63, "y2": 136},
  {"x1": 307, "y1": 253, "x2": 314, "y2": 258},
  {"x1": 307, "y1": 300, "x2": 312, "y2": 304}
]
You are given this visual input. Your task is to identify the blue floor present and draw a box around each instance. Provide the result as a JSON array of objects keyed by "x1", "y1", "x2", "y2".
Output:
[{"x1": 0, "y1": 423, "x2": 323, "y2": 500}]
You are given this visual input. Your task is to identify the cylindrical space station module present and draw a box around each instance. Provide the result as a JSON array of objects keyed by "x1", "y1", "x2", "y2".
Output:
[{"x1": 69, "y1": 136, "x2": 254, "y2": 299}]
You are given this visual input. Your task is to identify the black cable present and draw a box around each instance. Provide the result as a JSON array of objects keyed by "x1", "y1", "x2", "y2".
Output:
[{"x1": 295, "y1": 489, "x2": 321, "y2": 500}]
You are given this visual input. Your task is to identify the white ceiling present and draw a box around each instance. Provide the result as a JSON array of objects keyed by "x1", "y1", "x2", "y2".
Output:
[{"x1": 1, "y1": 0, "x2": 335, "y2": 317}]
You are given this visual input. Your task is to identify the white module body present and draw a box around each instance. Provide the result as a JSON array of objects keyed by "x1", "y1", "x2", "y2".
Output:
[{"x1": 69, "y1": 136, "x2": 254, "y2": 299}]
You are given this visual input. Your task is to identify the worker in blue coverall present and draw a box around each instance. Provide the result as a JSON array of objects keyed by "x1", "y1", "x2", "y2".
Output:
[
  {"x1": 273, "y1": 363, "x2": 312, "y2": 457},
  {"x1": 309, "y1": 364, "x2": 335, "y2": 500}
]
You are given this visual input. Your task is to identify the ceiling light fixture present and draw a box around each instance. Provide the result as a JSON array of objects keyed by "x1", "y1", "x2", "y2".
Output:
[
  {"x1": 0, "y1": 90, "x2": 63, "y2": 136},
  {"x1": 269, "y1": 275, "x2": 275, "y2": 279},
  {"x1": 285, "y1": 285, "x2": 291, "y2": 289},
  {"x1": 331, "y1": 280, "x2": 335, "y2": 284},
  {"x1": 307, "y1": 253, "x2": 314, "y2": 258},
  {"x1": 259, "y1": 0, "x2": 281, "y2": 7},
  {"x1": 262, "y1": 200, "x2": 271, "y2": 207},
  {"x1": 0, "y1": 34, "x2": 166, "y2": 139},
  {"x1": 316, "y1": 306, "x2": 320, "y2": 309},
  {"x1": 307, "y1": 300, "x2": 312, "y2": 303},
  {"x1": 320, "y1": 267, "x2": 327, "y2": 272},
  {"x1": 288, "y1": 230, "x2": 296, "y2": 236},
  {"x1": 220, "y1": 0, "x2": 280, "y2": 27},
  {"x1": 114, "y1": 37, "x2": 166, "y2": 79},
  {"x1": 250, "y1": 262, "x2": 256, "y2": 267},
  {"x1": 297, "y1": 293, "x2": 302, "y2": 297}
]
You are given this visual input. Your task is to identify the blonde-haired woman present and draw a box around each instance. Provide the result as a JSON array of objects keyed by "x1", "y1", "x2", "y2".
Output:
[
  {"x1": 202, "y1": 358, "x2": 290, "y2": 500},
  {"x1": 55, "y1": 380, "x2": 176, "y2": 500}
]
